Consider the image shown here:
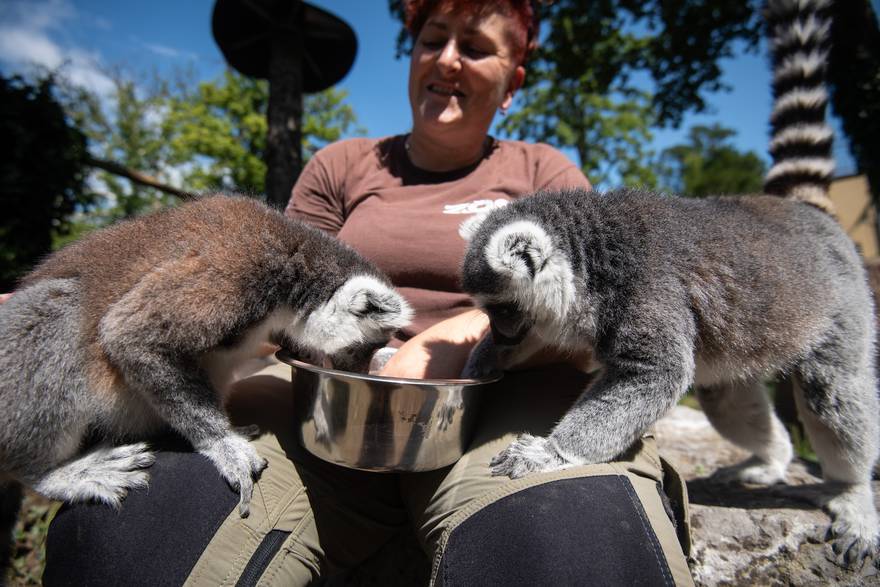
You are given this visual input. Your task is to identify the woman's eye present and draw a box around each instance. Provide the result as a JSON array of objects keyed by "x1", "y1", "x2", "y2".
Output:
[
  {"x1": 463, "y1": 45, "x2": 490, "y2": 58},
  {"x1": 420, "y1": 38, "x2": 445, "y2": 50}
]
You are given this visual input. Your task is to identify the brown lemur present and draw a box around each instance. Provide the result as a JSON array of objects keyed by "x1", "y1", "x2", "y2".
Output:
[
  {"x1": 460, "y1": 0, "x2": 878, "y2": 567},
  {"x1": 0, "y1": 194, "x2": 411, "y2": 539}
]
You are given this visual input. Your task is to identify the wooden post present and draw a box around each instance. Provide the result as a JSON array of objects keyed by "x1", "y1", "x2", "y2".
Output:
[{"x1": 265, "y1": 22, "x2": 304, "y2": 209}]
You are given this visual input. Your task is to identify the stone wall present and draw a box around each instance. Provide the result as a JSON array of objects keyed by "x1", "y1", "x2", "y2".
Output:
[{"x1": 655, "y1": 406, "x2": 880, "y2": 586}]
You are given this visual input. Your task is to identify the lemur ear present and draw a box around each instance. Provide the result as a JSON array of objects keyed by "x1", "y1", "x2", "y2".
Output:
[
  {"x1": 485, "y1": 220, "x2": 553, "y2": 281},
  {"x1": 298, "y1": 275, "x2": 412, "y2": 363},
  {"x1": 458, "y1": 213, "x2": 490, "y2": 241},
  {"x1": 345, "y1": 276, "x2": 413, "y2": 329}
]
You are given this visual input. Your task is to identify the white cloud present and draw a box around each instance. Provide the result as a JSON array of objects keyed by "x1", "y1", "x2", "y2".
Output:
[
  {"x1": 0, "y1": 0, "x2": 75, "y2": 32},
  {"x1": 0, "y1": 0, "x2": 114, "y2": 96},
  {"x1": 133, "y1": 37, "x2": 198, "y2": 61},
  {"x1": 64, "y1": 50, "x2": 116, "y2": 95},
  {"x1": 142, "y1": 42, "x2": 181, "y2": 58},
  {"x1": 0, "y1": 28, "x2": 63, "y2": 68}
]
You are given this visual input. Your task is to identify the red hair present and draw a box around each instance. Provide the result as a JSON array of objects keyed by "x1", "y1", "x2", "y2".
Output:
[{"x1": 404, "y1": 0, "x2": 539, "y2": 65}]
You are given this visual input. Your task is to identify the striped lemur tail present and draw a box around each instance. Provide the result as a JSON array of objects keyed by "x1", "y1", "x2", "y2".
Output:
[{"x1": 763, "y1": 0, "x2": 835, "y2": 215}]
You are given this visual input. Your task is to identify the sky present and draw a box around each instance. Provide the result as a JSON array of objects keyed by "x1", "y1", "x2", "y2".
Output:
[{"x1": 0, "y1": 0, "x2": 866, "y2": 188}]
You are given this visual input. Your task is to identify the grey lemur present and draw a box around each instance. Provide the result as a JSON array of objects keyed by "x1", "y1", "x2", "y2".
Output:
[
  {"x1": 0, "y1": 194, "x2": 411, "y2": 567},
  {"x1": 460, "y1": 0, "x2": 878, "y2": 567}
]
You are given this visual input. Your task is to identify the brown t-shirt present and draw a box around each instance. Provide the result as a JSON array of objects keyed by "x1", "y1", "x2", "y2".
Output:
[{"x1": 285, "y1": 135, "x2": 591, "y2": 343}]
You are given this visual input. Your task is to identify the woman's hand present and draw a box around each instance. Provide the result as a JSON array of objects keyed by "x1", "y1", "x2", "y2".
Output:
[{"x1": 379, "y1": 310, "x2": 490, "y2": 379}]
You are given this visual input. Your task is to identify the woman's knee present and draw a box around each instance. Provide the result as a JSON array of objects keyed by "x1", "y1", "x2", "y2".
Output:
[
  {"x1": 44, "y1": 449, "x2": 239, "y2": 586},
  {"x1": 434, "y1": 474, "x2": 690, "y2": 587}
]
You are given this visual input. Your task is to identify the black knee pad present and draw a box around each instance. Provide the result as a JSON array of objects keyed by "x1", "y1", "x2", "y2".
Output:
[
  {"x1": 43, "y1": 447, "x2": 238, "y2": 587},
  {"x1": 436, "y1": 476, "x2": 676, "y2": 586}
]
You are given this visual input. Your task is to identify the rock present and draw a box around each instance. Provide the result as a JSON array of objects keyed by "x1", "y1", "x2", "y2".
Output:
[{"x1": 655, "y1": 405, "x2": 880, "y2": 586}]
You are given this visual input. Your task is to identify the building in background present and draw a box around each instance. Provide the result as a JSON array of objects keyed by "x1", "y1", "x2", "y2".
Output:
[{"x1": 829, "y1": 174, "x2": 878, "y2": 260}]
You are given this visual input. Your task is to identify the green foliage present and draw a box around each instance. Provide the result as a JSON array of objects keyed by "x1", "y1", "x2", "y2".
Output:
[
  {"x1": 501, "y1": 83, "x2": 657, "y2": 188},
  {"x1": 788, "y1": 424, "x2": 818, "y2": 464},
  {"x1": 388, "y1": 0, "x2": 762, "y2": 187},
  {"x1": 303, "y1": 88, "x2": 362, "y2": 160},
  {"x1": 58, "y1": 68, "x2": 362, "y2": 220},
  {"x1": 61, "y1": 72, "x2": 177, "y2": 221},
  {"x1": 8, "y1": 492, "x2": 58, "y2": 586},
  {"x1": 0, "y1": 74, "x2": 93, "y2": 290},
  {"x1": 828, "y1": 0, "x2": 880, "y2": 238},
  {"x1": 162, "y1": 69, "x2": 363, "y2": 195},
  {"x1": 658, "y1": 124, "x2": 765, "y2": 197},
  {"x1": 677, "y1": 389, "x2": 700, "y2": 410},
  {"x1": 0, "y1": 66, "x2": 362, "y2": 284},
  {"x1": 164, "y1": 70, "x2": 269, "y2": 194}
]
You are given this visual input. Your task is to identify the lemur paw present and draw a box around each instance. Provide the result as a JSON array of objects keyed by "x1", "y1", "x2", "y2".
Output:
[
  {"x1": 460, "y1": 334, "x2": 498, "y2": 379},
  {"x1": 437, "y1": 389, "x2": 463, "y2": 431},
  {"x1": 313, "y1": 399, "x2": 332, "y2": 446},
  {"x1": 709, "y1": 456, "x2": 787, "y2": 486},
  {"x1": 490, "y1": 434, "x2": 569, "y2": 479},
  {"x1": 824, "y1": 485, "x2": 879, "y2": 568},
  {"x1": 34, "y1": 443, "x2": 156, "y2": 508},
  {"x1": 200, "y1": 433, "x2": 268, "y2": 518}
]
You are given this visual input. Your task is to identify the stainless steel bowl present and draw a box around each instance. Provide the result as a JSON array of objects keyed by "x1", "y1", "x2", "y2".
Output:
[{"x1": 277, "y1": 349, "x2": 502, "y2": 472}]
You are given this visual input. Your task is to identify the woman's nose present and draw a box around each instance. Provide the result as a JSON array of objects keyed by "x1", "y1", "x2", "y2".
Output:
[{"x1": 437, "y1": 39, "x2": 462, "y2": 74}]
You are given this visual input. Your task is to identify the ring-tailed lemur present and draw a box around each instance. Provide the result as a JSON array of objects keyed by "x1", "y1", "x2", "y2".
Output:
[
  {"x1": 0, "y1": 194, "x2": 411, "y2": 568},
  {"x1": 460, "y1": 0, "x2": 878, "y2": 567}
]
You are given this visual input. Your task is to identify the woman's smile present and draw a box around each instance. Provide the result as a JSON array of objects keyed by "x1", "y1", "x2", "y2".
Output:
[
  {"x1": 427, "y1": 83, "x2": 465, "y2": 98},
  {"x1": 408, "y1": 10, "x2": 523, "y2": 138}
]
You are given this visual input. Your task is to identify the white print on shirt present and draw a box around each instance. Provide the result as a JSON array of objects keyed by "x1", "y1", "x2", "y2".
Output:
[{"x1": 442, "y1": 199, "x2": 509, "y2": 215}]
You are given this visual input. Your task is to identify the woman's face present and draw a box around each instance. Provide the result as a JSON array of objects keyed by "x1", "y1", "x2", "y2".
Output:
[{"x1": 408, "y1": 8, "x2": 525, "y2": 141}]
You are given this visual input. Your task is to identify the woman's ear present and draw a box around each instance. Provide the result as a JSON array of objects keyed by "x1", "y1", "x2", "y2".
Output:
[{"x1": 501, "y1": 65, "x2": 526, "y2": 111}]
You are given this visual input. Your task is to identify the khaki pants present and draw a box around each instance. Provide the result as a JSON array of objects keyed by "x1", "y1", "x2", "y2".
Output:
[{"x1": 183, "y1": 362, "x2": 693, "y2": 586}]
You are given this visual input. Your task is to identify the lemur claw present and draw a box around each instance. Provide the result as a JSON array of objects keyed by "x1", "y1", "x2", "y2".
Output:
[{"x1": 490, "y1": 434, "x2": 569, "y2": 479}]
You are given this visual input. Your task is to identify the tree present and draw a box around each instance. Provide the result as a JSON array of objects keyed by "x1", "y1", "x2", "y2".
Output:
[
  {"x1": 0, "y1": 74, "x2": 92, "y2": 290},
  {"x1": 658, "y1": 124, "x2": 766, "y2": 197},
  {"x1": 827, "y1": 0, "x2": 880, "y2": 239},
  {"x1": 162, "y1": 69, "x2": 363, "y2": 198},
  {"x1": 63, "y1": 73, "x2": 178, "y2": 221},
  {"x1": 163, "y1": 70, "x2": 269, "y2": 195},
  {"x1": 501, "y1": 79, "x2": 657, "y2": 188},
  {"x1": 388, "y1": 0, "x2": 762, "y2": 186},
  {"x1": 57, "y1": 68, "x2": 363, "y2": 221}
]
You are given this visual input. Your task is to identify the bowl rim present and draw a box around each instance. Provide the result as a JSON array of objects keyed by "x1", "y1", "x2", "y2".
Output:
[{"x1": 275, "y1": 349, "x2": 503, "y2": 387}]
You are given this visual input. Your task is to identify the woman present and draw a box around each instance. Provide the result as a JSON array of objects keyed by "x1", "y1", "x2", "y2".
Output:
[{"x1": 42, "y1": 1, "x2": 693, "y2": 585}]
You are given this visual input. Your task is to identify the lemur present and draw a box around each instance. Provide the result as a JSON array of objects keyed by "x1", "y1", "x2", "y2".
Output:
[
  {"x1": 0, "y1": 194, "x2": 411, "y2": 569},
  {"x1": 460, "y1": 0, "x2": 878, "y2": 567}
]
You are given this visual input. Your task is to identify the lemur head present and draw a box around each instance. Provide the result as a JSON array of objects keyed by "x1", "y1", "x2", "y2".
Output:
[
  {"x1": 461, "y1": 211, "x2": 577, "y2": 351},
  {"x1": 294, "y1": 275, "x2": 412, "y2": 373}
]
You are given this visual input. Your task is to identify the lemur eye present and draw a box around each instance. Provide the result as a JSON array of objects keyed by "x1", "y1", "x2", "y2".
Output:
[{"x1": 486, "y1": 303, "x2": 517, "y2": 319}]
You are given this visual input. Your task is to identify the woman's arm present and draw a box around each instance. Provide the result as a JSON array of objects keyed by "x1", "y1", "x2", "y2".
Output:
[
  {"x1": 379, "y1": 309, "x2": 596, "y2": 379},
  {"x1": 379, "y1": 310, "x2": 489, "y2": 379}
]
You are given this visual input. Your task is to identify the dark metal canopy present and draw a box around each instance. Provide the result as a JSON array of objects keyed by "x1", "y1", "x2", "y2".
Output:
[{"x1": 212, "y1": 0, "x2": 357, "y2": 93}]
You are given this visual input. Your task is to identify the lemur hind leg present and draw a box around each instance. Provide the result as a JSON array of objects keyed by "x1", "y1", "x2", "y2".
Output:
[
  {"x1": 695, "y1": 379, "x2": 793, "y2": 485},
  {"x1": 792, "y1": 334, "x2": 879, "y2": 566}
]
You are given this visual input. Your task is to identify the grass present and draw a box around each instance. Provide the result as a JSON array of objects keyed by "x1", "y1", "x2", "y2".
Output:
[
  {"x1": 6, "y1": 491, "x2": 58, "y2": 586},
  {"x1": 677, "y1": 390, "x2": 701, "y2": 410},
  {"x1": 788, "y1": 423, "x2": 819, "y2": 464}
]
